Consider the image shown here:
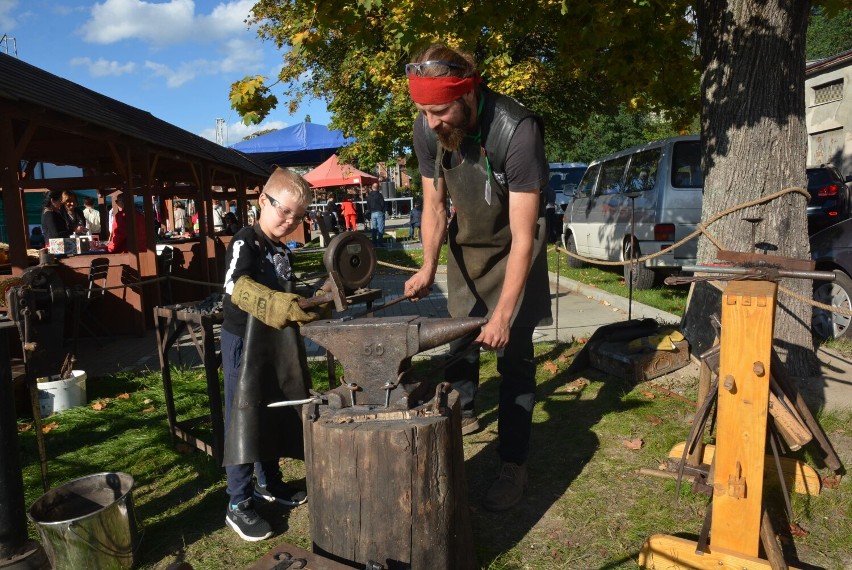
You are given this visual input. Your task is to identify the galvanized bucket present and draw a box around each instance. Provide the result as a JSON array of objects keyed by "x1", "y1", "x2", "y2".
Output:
[{"x1": 28, "y1": 472, "x2": 139, "y2": 569}]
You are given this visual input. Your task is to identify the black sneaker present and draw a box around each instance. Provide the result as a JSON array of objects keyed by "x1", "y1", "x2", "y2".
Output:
[
  {"x1": 225, "y1": 498, "x2": 273, "y2": 542},
  {"x1": 253, "y1": 482, "x2": 308, "y2": 507}
]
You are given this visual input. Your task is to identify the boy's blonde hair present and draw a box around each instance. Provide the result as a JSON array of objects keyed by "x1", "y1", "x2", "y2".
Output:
[{"x1": 264, "y1": 167, "x2": 312, "y2": 208}]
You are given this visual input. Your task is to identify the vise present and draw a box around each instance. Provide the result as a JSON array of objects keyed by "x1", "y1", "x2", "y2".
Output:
[{"x1": 301, "y1": 315, "x2": 487, "y2": 410}]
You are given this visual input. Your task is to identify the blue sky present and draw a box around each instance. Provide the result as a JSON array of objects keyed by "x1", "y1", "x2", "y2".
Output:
[{"x1": 0, "y1": 0, "x2": 331, "y2": 145}]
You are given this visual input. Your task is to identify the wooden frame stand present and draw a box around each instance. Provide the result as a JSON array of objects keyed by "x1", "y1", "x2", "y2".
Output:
[{"x1": 640, "y1": 281, "x2": 803, "y2": 569}]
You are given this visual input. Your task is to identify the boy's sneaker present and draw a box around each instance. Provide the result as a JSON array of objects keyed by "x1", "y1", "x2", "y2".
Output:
[
  {"x1": 253, "y1": 482, "x2": 308, "y2": 507},
  {"x1": 225, "y1": 499, "x2": 273, "y2": 542}
]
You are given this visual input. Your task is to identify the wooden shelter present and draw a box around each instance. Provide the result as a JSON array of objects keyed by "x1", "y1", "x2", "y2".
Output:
[{"x1": 0, "y1": 54, "x2": 271, "y2": 335}]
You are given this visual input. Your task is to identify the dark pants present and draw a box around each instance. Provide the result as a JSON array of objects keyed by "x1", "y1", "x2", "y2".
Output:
[
  {"x1": 445, "y1": 326, "x2": 536, "y2": 464},
  {"x1": 221, "y1": 329, "x2": 282, "y2": 504}
]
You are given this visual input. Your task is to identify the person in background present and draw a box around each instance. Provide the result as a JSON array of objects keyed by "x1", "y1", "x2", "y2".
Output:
[
  {"x1": 41, "y1": 190, "x2": 69, "y2": 239},
  {"x1": 173, "y1": 202, "x2": 187, "y2": 234},
  {"x1": 223, "y1": 212, "x2": 241, "y2": 236},
  {"x1": 107, "y1": 195, "x2": 147, "y2": 253},
  {"x1": 61, "y1": 191, "x2": 87, "y2": 235},
  {"x1": 409, "y1": 200, "x2": 423, "y2": 242},
  {"x1": 340, "y1": 198, "x2": 357, "y2": 231},
  {"x1": 29, "y1": 226, "x2": 46, "y2": 249},
  {"x1": 366, "y1": 182, "x2": 386, "y2": 247},
  {"x1": 83, "y1": 197, "x2": 101, "y2": 236},
  {"x1": 403, "y1": 43, "x2": 551, "y2": 512},
  {"x1": 214, "y1": 202, "x2": 226, "y2": 233},
  {"x1": 221, "y1": 167, "x2": 324, "y2": 542}
]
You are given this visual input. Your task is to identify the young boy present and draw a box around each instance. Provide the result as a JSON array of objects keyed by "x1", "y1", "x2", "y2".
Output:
[{"x1": 220, "y1": 167, "x2": 322, "y2": 541}]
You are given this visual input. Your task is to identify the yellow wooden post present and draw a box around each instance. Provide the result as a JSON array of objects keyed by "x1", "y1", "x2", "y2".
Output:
[{"x1": 711, "y1": 280, "x2": 777, "y2": 555}]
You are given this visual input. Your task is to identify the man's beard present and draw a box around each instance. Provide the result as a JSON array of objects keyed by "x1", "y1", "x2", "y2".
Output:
[{"x1": 435, "y1": 99, "x2": 472, "y2": 151}]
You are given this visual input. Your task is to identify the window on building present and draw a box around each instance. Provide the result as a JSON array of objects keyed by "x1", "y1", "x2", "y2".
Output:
[{"x1": 813, "y1": 80, "x2": 843, "y2": 105}]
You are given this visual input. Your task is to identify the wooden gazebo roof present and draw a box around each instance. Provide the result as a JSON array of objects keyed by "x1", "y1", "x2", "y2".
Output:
[{"x1": 0, "y1": 52, "x2": 271, "y2": 272}]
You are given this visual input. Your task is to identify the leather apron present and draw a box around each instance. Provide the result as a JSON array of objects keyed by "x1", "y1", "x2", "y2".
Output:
[
  {"x1": 438, "y1": 140, "x2": 552, "y2": 326},
  {"x1": 222, "y1": 227, "x2": 312, "y2": 467}
]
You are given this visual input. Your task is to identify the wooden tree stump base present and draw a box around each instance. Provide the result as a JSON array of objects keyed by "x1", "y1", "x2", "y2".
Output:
[{"x1": 304, "y1": 391, "x2": 477, "y2": 570}]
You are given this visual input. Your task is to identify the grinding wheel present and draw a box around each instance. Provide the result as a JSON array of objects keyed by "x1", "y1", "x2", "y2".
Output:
[{"x1": 323, "y1": 232, "x2": 376, "y2": 292}]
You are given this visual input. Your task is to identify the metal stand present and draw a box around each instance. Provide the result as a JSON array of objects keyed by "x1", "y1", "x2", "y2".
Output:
[
  {"x1": 0, "y1": 320, "x2": 49, "y2": 569},
  {"x1": 625, "y1": 192, "x2": 641, "y2": 320},
  {"x1": 154, "y1": 304, "x2": 224, "y2": 465}
]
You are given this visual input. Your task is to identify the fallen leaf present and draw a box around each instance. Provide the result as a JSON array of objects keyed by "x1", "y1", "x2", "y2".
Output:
[
  {"x1": 141, "y1": 406, "x2": 156, "y2": 413},
  {"x1": 143, "y1": 398, "x2": 153, "y2": 405},
  {"x1": 42, "y1": 422, "x2": 58, "y2": 433},
  {"x1": 822, "y1": 475, "x2": 841, "y2": 489},
  {"x1": 646, "y1": 415, "x2": 663, "y2": 426},
  {"x1": 789, "y1": 522, "x2": 809, "y2": 537},
  {"x1": 562, "y1": 379, "x2": 590, "y2": 393},
  {"x1": 543, "y1": 361, "x2": 559, "y2": 374},
  {"x1": 18, "y1": 423, "x2": 32, "y2": 433},
  {"x1": 602, "y1": 300, "x2": 611, "y2": 306},
  {"x1": 623, "y1": 437, "x2": 644, "y2": 450},
  {"x1": 91, "y1": 401, "x2": 107, "y2": 411},
  {"x1": 116, "y1": 393, "x2": 130, "y2": 400},
  {"x1": 641, "y1": 391, "x2": 656, "y2": 400}
]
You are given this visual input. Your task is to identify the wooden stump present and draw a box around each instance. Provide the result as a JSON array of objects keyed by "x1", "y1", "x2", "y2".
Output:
[{"x1": 304, "y1": 392, "x2": 477, "y2": 570}]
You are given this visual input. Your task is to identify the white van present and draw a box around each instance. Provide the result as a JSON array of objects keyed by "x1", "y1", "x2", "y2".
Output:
[{"x1": 562, "y1": 135, "x2": 702, "y2": 288}]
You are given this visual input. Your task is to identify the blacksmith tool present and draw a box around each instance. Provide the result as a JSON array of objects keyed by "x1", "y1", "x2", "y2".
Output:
[
  {"x1": 297, "y1": 231, "x2": 378, "y2": 313},
  {"x1": 301, "y1": 315, "x2": 487, "y2": 410}
]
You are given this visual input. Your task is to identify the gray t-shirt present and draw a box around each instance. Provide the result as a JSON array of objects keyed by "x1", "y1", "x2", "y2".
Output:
[{"x1": 414, "y1": 112, "x2": 548, "y2": 193}]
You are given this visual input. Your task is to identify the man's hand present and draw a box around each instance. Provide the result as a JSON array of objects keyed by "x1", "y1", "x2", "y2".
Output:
[
  {"x1": 475, "y1": 318, "x2": 510, "y2": 351},
  {"x1": 404, "y1": 268, "x2": 434, "y2": 300}
]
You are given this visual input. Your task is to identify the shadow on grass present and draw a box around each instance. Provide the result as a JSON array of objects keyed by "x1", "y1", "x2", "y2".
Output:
[{"x1": 461, "y1": 343, "x2": 649, "y2": 566}]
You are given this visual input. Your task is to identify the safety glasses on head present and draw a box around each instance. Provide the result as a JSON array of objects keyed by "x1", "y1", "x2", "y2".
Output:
[{"x1": 405, "y1": 60, "x2": 464, "y2": 77}]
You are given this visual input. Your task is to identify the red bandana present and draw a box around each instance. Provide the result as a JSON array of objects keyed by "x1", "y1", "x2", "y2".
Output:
[{"x1": 407, "y1": 74, "x2": 481, "y2": 105}]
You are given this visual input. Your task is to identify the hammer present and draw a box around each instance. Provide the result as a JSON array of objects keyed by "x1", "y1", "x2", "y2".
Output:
[{"x1": 297, "y1": 270, "x2": 348, "y2": 313}]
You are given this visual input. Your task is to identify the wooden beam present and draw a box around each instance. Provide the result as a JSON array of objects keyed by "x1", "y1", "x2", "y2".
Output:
[
  {"x1": 0, "y1": 115, "x2": 29, "y2": 275},
  {"x1": 639, "y1": 534, "x2": 801, "y2": 569},
  {"x1": 20, "y1": 174, "x2": 125, "y2": 190},
  {"x1": 711, "y1": 280, "x2": 777, "y2": 556}
]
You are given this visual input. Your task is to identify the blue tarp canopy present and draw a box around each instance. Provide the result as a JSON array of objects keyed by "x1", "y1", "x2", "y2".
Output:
[{"x1": 230, "y1": 122, "x2": 356, "y2": 167}]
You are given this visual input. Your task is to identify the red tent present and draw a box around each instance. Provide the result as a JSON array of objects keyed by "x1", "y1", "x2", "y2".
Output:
[{"x1": 302, "y1": 154, "x2": 378, "y2": 188}]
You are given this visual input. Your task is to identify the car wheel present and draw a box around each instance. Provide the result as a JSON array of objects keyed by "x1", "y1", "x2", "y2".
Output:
[
  {"x1": 623, "y1": 239, "x2": 655, "y2": 290},
  {"x1": 813, "y1": 270, "x2": 852, "y2": 340},
  {"x1": 564, "y1": 233, "x2": 584, "y2": 268}
]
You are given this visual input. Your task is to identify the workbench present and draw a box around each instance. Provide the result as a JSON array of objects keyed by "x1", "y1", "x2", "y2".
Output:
[{"x1": 154, "y1": 301, "x2": 224, "y2": 466}]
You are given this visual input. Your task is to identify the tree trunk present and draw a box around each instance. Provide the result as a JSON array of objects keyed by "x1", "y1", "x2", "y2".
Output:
[{"x1": 697, "y1": 0, "x2": 818, "y2": 376}]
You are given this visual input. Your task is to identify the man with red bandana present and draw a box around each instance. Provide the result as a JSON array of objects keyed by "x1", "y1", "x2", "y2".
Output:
[{"x1": 403, "y1": 43, "x2": 551, "y2": 511}]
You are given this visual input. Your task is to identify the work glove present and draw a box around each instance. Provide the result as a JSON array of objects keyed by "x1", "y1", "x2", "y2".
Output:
[{"x1": 232, "y1": 276, "x2": 321, "y2": 328}]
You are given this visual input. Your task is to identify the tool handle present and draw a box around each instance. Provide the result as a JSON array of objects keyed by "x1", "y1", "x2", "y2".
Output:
[{"x1": 298, "y1": 293, "x2": 333, "y2": 310}]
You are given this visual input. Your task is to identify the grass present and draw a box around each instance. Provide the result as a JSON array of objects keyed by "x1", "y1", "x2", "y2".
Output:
[{"x1": 17, "y1": 344, "x2": 852, "y2": 569}]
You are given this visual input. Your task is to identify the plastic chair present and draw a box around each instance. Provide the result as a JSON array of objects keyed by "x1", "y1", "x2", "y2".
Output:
[
  {"x1": 159, "y1": 245, "x2": 175, "y2": 306},
  {"x1": 71, "y1": 257, "x2": 111, "y2": 353}
]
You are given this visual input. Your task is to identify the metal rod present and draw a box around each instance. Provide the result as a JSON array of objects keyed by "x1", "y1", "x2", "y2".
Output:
[{"x1": 681, "y1": 265, "x2": 836, "y2": 281}]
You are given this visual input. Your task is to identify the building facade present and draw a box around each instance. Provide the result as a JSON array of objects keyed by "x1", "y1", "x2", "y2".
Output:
[{"x1": 806, "y1": 48, "x2": 852, "y2": 175}]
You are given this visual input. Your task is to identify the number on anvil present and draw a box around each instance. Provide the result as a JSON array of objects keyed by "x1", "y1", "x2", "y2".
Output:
[{"x1": 363, "y1": 343, "x2": 385, "y2": 356}]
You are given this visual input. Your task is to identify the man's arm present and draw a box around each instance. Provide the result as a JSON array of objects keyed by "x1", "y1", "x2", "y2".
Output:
[
  {"x1": 475, "y1": 189, "x2": 539, "y2": 350},
  {"x1": 404, "y1": 175, "x2": 448, "y2": 299}
]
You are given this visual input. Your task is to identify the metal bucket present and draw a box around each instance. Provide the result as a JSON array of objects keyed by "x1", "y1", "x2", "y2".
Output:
[{"x1": 28, "y1": 472, "x2": 139, "y2": 569}]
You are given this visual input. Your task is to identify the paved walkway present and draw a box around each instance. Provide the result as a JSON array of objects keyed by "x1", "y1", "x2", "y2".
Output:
[{"x1": 75, "y1": 248, "x2": 851, "y2": 412}]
